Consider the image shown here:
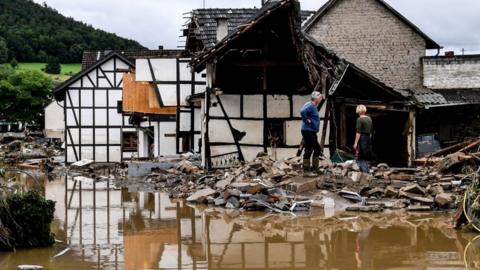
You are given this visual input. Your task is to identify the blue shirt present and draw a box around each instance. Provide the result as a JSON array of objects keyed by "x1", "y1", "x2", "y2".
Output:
[{"x1": 300, "y1": 102, "x2": 320, "y2": 132}]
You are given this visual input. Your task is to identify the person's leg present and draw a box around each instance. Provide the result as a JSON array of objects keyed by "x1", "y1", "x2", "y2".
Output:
[
  {"x1": 358, "y1": 160, "x2": 369, "y2": 173},
  {"x1": 311, "y1": 134, "x2": 322, "y2": 173},
  {"x1": 302, "y1": 131, "x2": 314, "y2": 174}
]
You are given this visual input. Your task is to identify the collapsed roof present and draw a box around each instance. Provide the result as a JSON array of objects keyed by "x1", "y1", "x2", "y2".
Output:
[{"x1": 183, "y1": 5, "x2": 315, "y2": 53}]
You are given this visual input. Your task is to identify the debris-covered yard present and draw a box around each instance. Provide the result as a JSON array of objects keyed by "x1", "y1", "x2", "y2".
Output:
[{"x1": 116, "y1": 137, "x2": 480, "y2": 218}]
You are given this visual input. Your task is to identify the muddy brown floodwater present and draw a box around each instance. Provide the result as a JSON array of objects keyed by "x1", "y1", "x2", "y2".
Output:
[{"x1": 1, "y1": 175, "x2": 480, "y2": 270}]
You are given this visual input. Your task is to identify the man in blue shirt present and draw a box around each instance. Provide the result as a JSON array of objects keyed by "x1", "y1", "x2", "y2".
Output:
[{"x1": 300, "y1": 91, "x2": 323, "y2": 177}]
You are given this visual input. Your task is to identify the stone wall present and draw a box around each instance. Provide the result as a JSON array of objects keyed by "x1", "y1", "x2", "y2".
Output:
[
  {"x1": 306, "y1": 0, "x2": 427, "y2": 91},
  {"x1": 423, "y1": 56, "x2": 480, "y2": 89}
]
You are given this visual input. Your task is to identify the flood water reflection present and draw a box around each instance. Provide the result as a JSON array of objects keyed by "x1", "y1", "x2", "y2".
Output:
[{"x1": 1, "y1": 176, "x2": 479, "y2": 270}]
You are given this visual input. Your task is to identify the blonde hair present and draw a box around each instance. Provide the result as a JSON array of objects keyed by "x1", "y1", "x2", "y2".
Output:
[{"x1": 356, "y1": 104, "x2": 367, "y2": 115}]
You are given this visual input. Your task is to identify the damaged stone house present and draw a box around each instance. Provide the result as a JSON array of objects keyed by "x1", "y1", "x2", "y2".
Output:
[{"x1": 186, "y1": 0, "x2": 480, "y2": 169}]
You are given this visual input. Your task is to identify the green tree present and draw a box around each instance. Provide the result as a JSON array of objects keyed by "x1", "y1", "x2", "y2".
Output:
[
  {"x1": 45, "y1": 57, "x2": 61, "y2": 74},
  {"x1": 0, "y1": 66, "x2": 53, "y2": 124},
  {"x1": 0, "y1": 0, "x2": 145, "y2": 63},
  {"x1": 9, "y1": 58, "x2": 17, "y2": 68},
  {"x1": 0, "y1": 37, "x2": 8, "y2": 63}
]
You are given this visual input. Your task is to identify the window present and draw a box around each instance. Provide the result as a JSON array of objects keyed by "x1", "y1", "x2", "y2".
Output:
[
  {"x1": 123, "y1": 132, "x2": 138, "y2": 152},
  {"x1": 266, "y1": 119, "x2": 286, "y2": 147}
]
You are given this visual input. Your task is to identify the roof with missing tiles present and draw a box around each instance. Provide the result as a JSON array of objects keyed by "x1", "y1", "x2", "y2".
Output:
[
  {"x1": 415, "y1": 89, "x2": 480, "y2": 107},
  {"x1": 185, "y1": 6, "x2": 315, "y2": 52}
]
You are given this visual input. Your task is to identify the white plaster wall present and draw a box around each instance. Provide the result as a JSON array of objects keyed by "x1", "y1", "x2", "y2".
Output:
[
  {"x1": 243, "y1": 95, "x2": 263, "y2": 118},
  {"x1": 179, "y1": 62, "x2": 191, "y2": 81},
  {"x1": 81, "y1": 128, "x2": 93, "y2": 144},
  {"x1": 135, "y1": 59, "x2": 152, "y2": 81},
  {"x1": 138, "y1": 129, "x2": 149, "y2": 158},
  {"x1": 159, "y1": 122, "x2": 176, "y2": 156},
  {"x1": 179, "y1": 84, "x2": 191, "y2": 106},
  {"x1": 210, "y1": 145, "x2": 237, "y2": 157},
  {"x1": 81, "y1": 90, "x2": 93, "y2": 106},
  {"x1": 230, "y1": 120, "x2": 263, "y2": 144},
  {"x1": 158, "y1": 84, "x2": 177, "y2": 106},
  {"x1": 292, "y1": 95, "x2": 310, "y2": 117},
  {"x1": 94, "y1": 90, "x2": 107, "y2": 106},
  {"x1": 210, "y1": 95, "x2": 241, "y2": 118},
  {"x1": 110, "y1": 128, "x2": 121, "y2": 144},
  {"x1": 179, "y1": 112, "x2": 191, "y2": 132},
  {"x1": 67, "y1": 89, "x2": 79, "y2": 107},
  {"x1": 267, "y1": 95, "x2": 290, "y2": 118},
  {"x1": 95, "y1": 128, "x2": 107, "y2": 144},
  {"x1": 209, "y1": 119, "x2": 233, "y2": 143},
  {"x1": 44, "y1": 102, "x2": 64, "y2": 131},
  {"x1": 285, "y1": 120, "x2": 302, "y2": 146},
  {"x1": 109, "y1": 90, "x2": 123, "y2": 107},
  {"x1": 151, "y1": 58, "x2": 177, "y2": 81}
]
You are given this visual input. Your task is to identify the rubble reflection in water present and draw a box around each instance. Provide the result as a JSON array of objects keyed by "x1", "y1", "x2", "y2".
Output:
[{"x1": 0, "y1": 175, "x2": 479, "y2": 270}]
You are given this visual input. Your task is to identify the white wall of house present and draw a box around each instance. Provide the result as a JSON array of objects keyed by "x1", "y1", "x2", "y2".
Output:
[
  {"x1": 64, "y1": 55, "x2": 135, "y2": 163},
  {"x1": 135, "y1": 57, "x2": 206, "y2": 156},
  {"x1": 44, "y1": 101, "x2": 65, "y2": 140},
  {"x1": 204, "y1": 93, "x2": 329, "y2": 166}
]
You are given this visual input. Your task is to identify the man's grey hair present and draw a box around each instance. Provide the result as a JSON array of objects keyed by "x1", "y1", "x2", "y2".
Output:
[{"x1": 311, "y1": 91, "x2": 323, "y2": 100}]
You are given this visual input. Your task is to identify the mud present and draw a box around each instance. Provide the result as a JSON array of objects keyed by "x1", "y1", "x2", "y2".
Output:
[{"x1": 0, "y1": 175, "x2": 479, "y2": 270}]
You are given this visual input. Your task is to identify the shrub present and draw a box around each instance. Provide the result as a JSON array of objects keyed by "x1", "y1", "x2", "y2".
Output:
[{"x1": 0, "y1": 191, "x2": 55, "y2": 251}]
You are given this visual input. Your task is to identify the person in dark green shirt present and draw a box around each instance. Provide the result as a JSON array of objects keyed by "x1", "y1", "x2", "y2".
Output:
[{"x1": 353, "y1": 105, "x2": 373, "y2": 173}]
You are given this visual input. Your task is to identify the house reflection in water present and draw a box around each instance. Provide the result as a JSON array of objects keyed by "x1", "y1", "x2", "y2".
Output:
[{"x1": 55, "y1": 175, "x2": 472, "y2": 270}]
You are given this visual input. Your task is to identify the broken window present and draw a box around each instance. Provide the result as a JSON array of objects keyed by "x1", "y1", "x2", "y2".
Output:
[
  {"x1": 266, "y1": 119, "x2": 286, "y2": 147},
  {"x1": 123, "y1": 132, "x2": 138, "y2": 152},
  {"x1": 180, "y1": 134, "x2": 192, "y2": 153}
]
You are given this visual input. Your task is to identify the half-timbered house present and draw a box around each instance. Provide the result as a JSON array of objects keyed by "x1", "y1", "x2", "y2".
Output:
[
  {"x1": 53, "y1": 49, "x2": 207, "y2": 163},
  {"x1": 53, "y1": 52, "x2": 136, "y2": 163}
]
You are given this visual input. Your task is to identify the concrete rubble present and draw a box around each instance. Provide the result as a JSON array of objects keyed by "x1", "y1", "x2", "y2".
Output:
[{"x1": 121, "y1": 140, "x2": 480, "y2": 214}]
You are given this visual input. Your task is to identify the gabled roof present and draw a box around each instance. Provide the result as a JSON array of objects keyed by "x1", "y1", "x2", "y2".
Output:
[
  {"x1": 53, "y1": 51, "x2": 134, "y2": 101},
  {"x1": 303, "y1": 0, "x2": 441, "y2": 50},
  {"x1": 185, "y1": 6, "x2": 315, "y2": 52},
  {"x1": 81, "y1": 49, "x2": 184, "y2": 70}
]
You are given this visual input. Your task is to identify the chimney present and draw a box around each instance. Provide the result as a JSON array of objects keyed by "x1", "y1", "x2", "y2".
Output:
[
  {"x1": 445, "y1": 51, "x2": 455, "y2": 57},
  {"x1": 216, "y1": 18, "x2": 228, "y2": 42}
]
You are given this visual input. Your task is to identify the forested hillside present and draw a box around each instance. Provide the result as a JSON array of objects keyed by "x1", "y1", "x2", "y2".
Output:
[{"x1": 0, "y1": 0, "x2": 146, "y2": 63}]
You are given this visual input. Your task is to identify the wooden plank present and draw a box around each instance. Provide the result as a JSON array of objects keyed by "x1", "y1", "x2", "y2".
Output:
[{"x1": 122, "y1": 72, "x2": 176, "y2": 115}]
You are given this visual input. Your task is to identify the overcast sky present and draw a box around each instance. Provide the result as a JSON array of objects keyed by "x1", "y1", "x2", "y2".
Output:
[{"x1": 33, "y1": 0, "x2": 480, "y2": 54}]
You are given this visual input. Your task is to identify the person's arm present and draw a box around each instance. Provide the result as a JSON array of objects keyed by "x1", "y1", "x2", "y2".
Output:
[
  {"x1": 354, "y1": 132, "x2": 361, "y2": 150},
  {"x1": 354, "y1": 118, "x2": 361, "y2": 149},
  {"x1": 301, "y1": 105, "x2": 312, "y2": 125}
]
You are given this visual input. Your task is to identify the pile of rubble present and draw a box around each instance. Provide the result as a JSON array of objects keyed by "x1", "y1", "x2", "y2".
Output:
[
  {"x1": 0, "y1": 132, "x2": 63, "y2": 174},
  {"x1": 124, "y1": 143, "x2": 477, "y2": 214}
]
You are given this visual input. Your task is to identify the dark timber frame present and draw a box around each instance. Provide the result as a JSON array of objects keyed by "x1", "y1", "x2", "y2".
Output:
[{"x1": 53, "y1": 52, "x2": 135, "y2": 163}]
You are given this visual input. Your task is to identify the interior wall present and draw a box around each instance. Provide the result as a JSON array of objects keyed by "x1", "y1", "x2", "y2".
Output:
[{"x1": 337, "y1": 105, "x2": 409, "y2": 167}]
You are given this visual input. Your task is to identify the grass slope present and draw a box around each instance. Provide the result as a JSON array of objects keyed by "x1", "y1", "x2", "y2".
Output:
[{"x1": 16, "y1": 62, "x2": 81, "y2": 81}]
